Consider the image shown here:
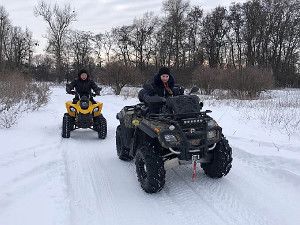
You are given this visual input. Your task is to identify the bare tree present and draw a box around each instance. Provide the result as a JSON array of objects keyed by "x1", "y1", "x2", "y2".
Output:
[
  {"x1": 131, "y1": 12, "x2": 158, "y2": 72},
  {"x1": 112, "y1": 25, "x2": 134, "y2": 67},
  {"x1": 92, "y1": 33, "x2": 103, "y2": 67},
  {"x1": 102, "y1": 31, "x2": 114, "y2": 63},
  {"x1": 154, "y1": 21, "x2": 170, "y2": 67},
  {"x1": 3, "y1": 26, "x2": 35, "y2": 69},
  {"x1": 202, "y1": 6, "x2": 228, "y2": 68},
  {"x1": 227, "y1": 3, "x2": 244, "y2": 69},
  {"x1": 162, "y1": 0, "x2": 190, "y2": 69},
  {"x1": 100, "y1": 61, "x2": 139, "y2": 95},
  {"x1": 34, "y1": 1, "x2": 76, "y2": 80},
  {"x1": 186, "y1": 6, "x2": 203, "y2": 67},
  {"x1": 261, "y1": 0, "x2": 300, "y2": 85},
  {"x1": 242, "y1": 0, "x2": 265, "y2": 66},
  {"x1": 0, "y1": 6, "x2": 10, "y2": 71},
  {"x1": 68, "y1": 30, "x2": 93, "y2": 72},
  {"x1": 31, "y1": 54, "x2": 55, "y2": 81}
]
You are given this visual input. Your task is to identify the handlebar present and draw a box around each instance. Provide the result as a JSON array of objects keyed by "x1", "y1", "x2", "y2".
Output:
[{"x1": 67, "y1": 91, "x2": 100, "y2": 97}]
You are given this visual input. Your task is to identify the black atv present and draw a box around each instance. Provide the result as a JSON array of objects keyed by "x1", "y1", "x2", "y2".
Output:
[{"x1": 116, "y1": 86, "x2": 232, "y2": 193}]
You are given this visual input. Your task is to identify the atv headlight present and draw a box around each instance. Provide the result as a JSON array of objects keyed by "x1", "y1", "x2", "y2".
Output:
[
  {"x1": 93, "y1": 107, "x2": 99, "y2": 112},
  {"x1": 169, "y1": 125, "x2": 175, "y2": 130},
  {"x1": 80, "y1": 101, "x2": 89, "y2": 109},
  {"x1": 207, "y1": 130, "x2": 217, "y2": 139},
  {"x1": 164, "y1": 134, "x2": 178, "y2": 142},
  {"x1": 207, "y1": 119, "x2": 218, "y2": 128},
  {"x1": 70, "y1": 106, "x2": 76, "y2": 112}
]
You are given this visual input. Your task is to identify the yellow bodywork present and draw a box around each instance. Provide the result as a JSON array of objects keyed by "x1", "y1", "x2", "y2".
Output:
[{"x1": 65, "y1": 100, "x2": 103, "y2": 117}]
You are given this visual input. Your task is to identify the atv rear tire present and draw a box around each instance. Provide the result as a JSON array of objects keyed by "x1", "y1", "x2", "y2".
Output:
[
  {"x1": 94, "y1": 115, "x2": 107, "y2": 139},
  {"x1": 116, "y1": 125, "x2": 133, "y2": 161},
  {"x1": 62, "y1": 113, "x2": 73, "y2": 138},
  {"x1": 201, "y1": 137, "x2": 232, "y2": 178},
  {"x1": 135, "y1": 144, "x2": 165, "y2": 193}
]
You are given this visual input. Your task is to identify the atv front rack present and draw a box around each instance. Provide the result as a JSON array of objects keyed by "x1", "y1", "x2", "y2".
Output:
[{"x1": 148, "y1": 110, "x2": 212, "y2": 119}]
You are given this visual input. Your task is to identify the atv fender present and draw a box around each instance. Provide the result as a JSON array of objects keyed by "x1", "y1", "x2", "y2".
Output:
[
  {"x1": 138, "y1": 122, "x2": 157, "y2": 139},
  {"x1": 131, "y1": 127, "x2": 157, "y2": 157}
]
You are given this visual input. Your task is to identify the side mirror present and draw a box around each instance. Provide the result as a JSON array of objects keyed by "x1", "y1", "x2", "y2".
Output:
[
  {"x1": 189, "y1": 86, "x2": 199, "y2": 95},
  {"x1": 200, "y1": 102, "x2": 204, "y2": 109}
]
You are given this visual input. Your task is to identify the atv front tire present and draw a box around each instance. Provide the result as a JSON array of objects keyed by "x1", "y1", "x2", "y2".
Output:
[
  {"x1": 94, "y1": 114, "x2": 107, "y2": 139},
  {"x1": 62, "y1": 113, "x2": 73, "y2": 138},
  {"x1": 201, "y1": 137, "x2": 232, "y2": 178},
  {"x1": 135, "y1": 144, "x2": 165, "y2": 193},
  {"x1": 116, "y1": 125, "x2": 133, "y2": 161}
]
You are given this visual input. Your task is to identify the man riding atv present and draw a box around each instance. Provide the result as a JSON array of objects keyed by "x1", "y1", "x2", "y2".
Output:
[
  {"x1": 66, "y1": 69, "x2": 101, "y2": 104},
  {"x1": 62, "y1": 69, "x2": 107, "y2": 139},
  {"x1": 116, "y1": 67, "x2": 232, "y2": 193},
  {"x1": 138, "y1": 67, "x2": 184, "y2": 113}
]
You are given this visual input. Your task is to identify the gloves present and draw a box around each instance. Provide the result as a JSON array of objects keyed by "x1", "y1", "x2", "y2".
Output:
[
  {"x1": 145, "y1": 95, "x2": 166, "y2": 104},
  {"x1": 158, "y1": 96, "x2": 166, "y2": 103},
  {"x1": 66, "y1": 90, "x2": 76, "y2": 95},
  {"x1": 94, "y1": 87, "x2": 102, "y2": 96},
  {"x1": 173, "y1": 86, "x2": 185, "y2": 95}
]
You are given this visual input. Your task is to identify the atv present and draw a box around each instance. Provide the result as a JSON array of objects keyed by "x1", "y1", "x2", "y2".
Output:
[
  {"x1": 62, "y1": 91, "x2": 107, "y2": 139},
  {"x1": 116, "y1": 85, "x2": 232, "y2": 193}
]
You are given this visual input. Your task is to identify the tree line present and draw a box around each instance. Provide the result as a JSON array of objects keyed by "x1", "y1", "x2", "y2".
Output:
[{"x1": 0, "y1": 0, "x2": 299, "y2": 89}]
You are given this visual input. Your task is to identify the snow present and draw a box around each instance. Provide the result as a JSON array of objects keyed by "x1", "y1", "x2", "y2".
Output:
[{"x1": 0, "y1": 86, "x2": 300, "y2": 225}]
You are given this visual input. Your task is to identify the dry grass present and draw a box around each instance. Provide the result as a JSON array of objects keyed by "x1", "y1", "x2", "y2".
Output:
[
  {"x1": 0, "y1": 71, "x2": 51, "y2": 128},
  {"x1": 203, "y1": 88, "x2": 300, "y2": 138},
  {"x1": 193, "y1": 66, "x2": 274, "y2": 99}
]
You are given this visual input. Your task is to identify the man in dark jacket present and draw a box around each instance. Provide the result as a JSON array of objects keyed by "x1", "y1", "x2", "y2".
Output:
[
  {"x1": 139, "y1": 67, "x2": 183, "y2": 113},
  {"x1": 66, "y1": 69, "x2": 101, "y2": 104},
  {"x1": 147, "y1": 67, "x2": 175, "y2": 98}
]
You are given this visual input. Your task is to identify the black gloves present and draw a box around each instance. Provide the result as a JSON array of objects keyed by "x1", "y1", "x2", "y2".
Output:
[
  {"x1": 173, "y1": 86, "x2": 185, "y2": 95},
  {"x1": 94, "y1": 87, "x2": 102, "y2": 96},
  {"x1": 144, "y1": 95, "x2": 166, "y2": 104},
  {"x1": 66, "y1": 90, "x2": 76, "y2": 95}
]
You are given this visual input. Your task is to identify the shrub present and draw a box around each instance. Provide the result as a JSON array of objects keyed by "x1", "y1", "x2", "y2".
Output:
[
  {"x1": 96, "y1": 61, "x2": 143, "y2": 95},
  {"x1": 0, "y1": 70, "x2": 50, "y2": 128},
  {"x1": 192, "y1": 66, "x2": 274, "y2": 99}
]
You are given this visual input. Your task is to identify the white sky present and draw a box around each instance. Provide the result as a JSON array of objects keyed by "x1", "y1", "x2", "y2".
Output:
[{"x1": 0, "y1": 0, "x2": 246, "y2": 53}]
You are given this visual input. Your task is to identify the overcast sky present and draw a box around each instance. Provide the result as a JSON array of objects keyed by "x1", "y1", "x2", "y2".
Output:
[{"x1": 0, "y1": 0, "x2": 246, "y2": 53}]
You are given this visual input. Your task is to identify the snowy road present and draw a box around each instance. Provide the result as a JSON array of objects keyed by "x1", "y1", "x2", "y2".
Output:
[{"x1": 1, "y1": 87, "x2": 300, "y2": 225}]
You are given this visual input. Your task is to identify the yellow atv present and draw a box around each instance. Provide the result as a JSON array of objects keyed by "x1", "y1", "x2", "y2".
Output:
[{"x1": 62, "y1": 92, "x2": 107, "y2": 139}]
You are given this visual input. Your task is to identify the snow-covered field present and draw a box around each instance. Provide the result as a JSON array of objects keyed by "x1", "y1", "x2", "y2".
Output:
[{"x1": 1, "y1": 86, "x2": 299, "y2": 225}]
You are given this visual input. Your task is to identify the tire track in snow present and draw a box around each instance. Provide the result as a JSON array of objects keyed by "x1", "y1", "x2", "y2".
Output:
[
  {"x1": 233, "y1": 146, "x2": 300, "y2": 178},
  {"x1": 228, "y1": 135, "x2": 300, "y2": 153},
  {"x1": 62, "y1": 131, "x2": 122, "y2": 225},
  {"x1": 0, "y1": 142, "x2": 60, "y2": 167},
  {"x1": 62, "y1": 128, "x2": 196, "y2": 225},
  {"x1": 0, "y1": 159, "x2": 64, "y2": 211},
  {"x1": 230, "y1": 147, "x2": 300, "y2": 225},
  {"x1": 162, "y1": 170, "x2": 228, "y2": 225},
  {"x1": 171, "y1": 164, "x2": 271, "y2": 225},
  {"x1": 86, "y1": 145, "x2": 121, "y2": 224},
  {"x1": 63, "y1": 140, "x2": 105, "y2": 225},
  {"x1": 0, "y1": 136, "x2": 65, "y2": 211}
]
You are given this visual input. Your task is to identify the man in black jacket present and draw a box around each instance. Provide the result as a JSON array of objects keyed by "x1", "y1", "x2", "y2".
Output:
[
  {"x1": 139, "y1": 67, "x2": 183, "y2": 113},
  {"x1": 147, "y1": 67, "x2": 175, "y2": 98},
  {"x1": 66, "y1": 69, "x2": 101, "y2": 104}
]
